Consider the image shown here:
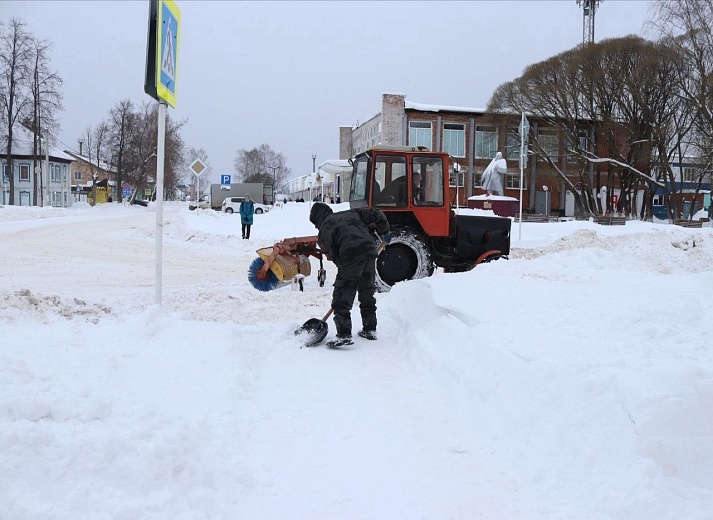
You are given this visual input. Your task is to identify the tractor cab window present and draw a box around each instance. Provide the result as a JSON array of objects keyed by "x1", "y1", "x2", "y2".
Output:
[
  {"x1": 374, "y1": 155, "x2": 407, "y2": 207},
  {"x1": 350, "y1": 156, "x2": 369, "y2": 203},
  {"x1": 412, "y1": 156, "x2": 444, "y2": 206}
]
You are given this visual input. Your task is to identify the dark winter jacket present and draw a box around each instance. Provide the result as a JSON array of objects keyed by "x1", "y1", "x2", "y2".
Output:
[
  {"x1": 309, "y1": 202, "x2": 390, "y2": 267},
  {"x1": 239, "y1": 199, "x2": 255, "y2": 225}
]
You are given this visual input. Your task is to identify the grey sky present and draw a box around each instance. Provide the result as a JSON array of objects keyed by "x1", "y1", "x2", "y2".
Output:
[{"x1": 3, "y1": 1, "x2": 652, "y2": 183}]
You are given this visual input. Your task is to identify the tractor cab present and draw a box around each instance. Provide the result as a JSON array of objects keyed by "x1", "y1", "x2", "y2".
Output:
[{"x1": 349, "y1": 146, "x2": 452, "y2": 237}]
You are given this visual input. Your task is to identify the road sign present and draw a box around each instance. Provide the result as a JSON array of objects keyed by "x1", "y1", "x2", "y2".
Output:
[
  {"x1": 156, "y1": 1, "x2": 181, "y2": 107},
  {"x1": 189, "y1": 158, "x2": 207, "y2": 177},
  {"x1": 221, "y1": 174, "x2": 231, "y2": 185},
  {"x1": 519, "y1": 112, "x2": 530, "y2": 170}
]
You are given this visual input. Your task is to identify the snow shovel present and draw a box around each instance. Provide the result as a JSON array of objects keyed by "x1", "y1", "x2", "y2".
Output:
[{"x1": 295, "y1": 308, "x2": 334, "y2": 347}]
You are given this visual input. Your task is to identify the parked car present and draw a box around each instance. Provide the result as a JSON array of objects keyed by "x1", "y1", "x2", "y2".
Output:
[
  {"x1": 222, "y1": 196, "x2": 271, "y2": 214},
  {"x1": 189, "y1": 194, "x2": 211, "y2": 210}
]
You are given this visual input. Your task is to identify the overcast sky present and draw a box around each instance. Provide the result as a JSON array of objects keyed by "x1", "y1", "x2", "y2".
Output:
[{"x1": 4, "y1": 1, "x2": 653, "y2": 182}]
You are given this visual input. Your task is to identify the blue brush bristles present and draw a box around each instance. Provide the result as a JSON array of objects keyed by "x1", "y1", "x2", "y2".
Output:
[{"x1": 247, "y1": 257, "x2": 281, "y2": 291}]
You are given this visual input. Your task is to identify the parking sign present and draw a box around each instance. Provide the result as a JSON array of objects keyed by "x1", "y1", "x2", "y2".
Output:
[{"x1": 221, "y1": 174, "x2": 231, "y2": 185}]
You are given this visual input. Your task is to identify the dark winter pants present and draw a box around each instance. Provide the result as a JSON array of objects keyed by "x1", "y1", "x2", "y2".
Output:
[
  {"x1": 331, "y1": 254, "x2": 377, "y2": 337},
  {"x1": 242, "y1": 224, "x2": 251, "y2": 239}
]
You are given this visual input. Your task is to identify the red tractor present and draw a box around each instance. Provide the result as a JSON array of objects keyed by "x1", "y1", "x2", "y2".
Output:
[
  {"x1": 349, "y1": 146, "x2": 511, "y2": 291},
  {"x1": 248, "y1": 146, "x2": 510, "y2": 292}
]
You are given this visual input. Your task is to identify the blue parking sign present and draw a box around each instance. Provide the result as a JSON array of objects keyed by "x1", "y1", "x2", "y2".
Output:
[{"x1": 221, "y1": 174, "x2": 231, "y2": 185}]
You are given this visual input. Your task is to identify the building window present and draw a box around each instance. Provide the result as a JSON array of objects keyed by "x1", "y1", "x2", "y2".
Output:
[
  {"x1": 505, "y1": 174, "x2": 522, "y2": 189},
  {"x1": 449, "y1": 169, "x2": 465, "y2": 187},
  {"x1": 442, "y1": 123, "x2": 465, "y2": 158},
  {"x1": 682, "y1": 167, "x2": 697, "y2": 181},
  {"x1": 473, "y1": 169, "x2": 484, "y2": 187},
  {"x1": 506, "y1": 130, "x2": 521, "y2": 161},
  {"x1": 74, "y1": 171, "x2": 82, "y2": 181},
  {"x1": 19, "y1": 163, "x2": 30, "y2": 181},
  {"x1": 538, "y1": 128, "x2": 559, "y2": 160},
  {"x1": 408, "y1": 121, "x2": 432, "y2": 149},
  {"x1": 567, "y1": 133, "x2": 588, "y2": 160},
  {"x1": 475, "y1": 126, "x2": 498, "y2": 158}
]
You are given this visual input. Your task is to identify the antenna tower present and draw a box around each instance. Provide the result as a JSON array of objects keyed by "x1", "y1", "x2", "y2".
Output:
[{"x1": 576, "y1": 0, "x2": 602, "y2": 45}]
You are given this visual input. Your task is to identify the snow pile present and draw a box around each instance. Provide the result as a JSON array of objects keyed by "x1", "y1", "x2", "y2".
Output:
[{"x1": 0, "y1": 202, "x2": 711, "y2": 519}]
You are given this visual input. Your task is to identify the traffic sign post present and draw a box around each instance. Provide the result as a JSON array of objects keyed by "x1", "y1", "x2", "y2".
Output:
[
  {"x1": 518, "y1": 112, "x2": 530, "y2": 240},
  {"x1": 189, "y1": 158, "x2": 207, "y2": 204},
  {"x1": 144, "y1": 0, "x2": 181, "y2": 305}
]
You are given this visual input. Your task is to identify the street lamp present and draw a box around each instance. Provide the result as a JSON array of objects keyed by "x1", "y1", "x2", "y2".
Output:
[{"x1": 268, "y1": 164, "x2": 278, "y2": 204}]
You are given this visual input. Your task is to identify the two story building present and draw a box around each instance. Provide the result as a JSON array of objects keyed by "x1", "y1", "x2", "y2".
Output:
[
  {"x1": 1, "y1": 127, "x2": 74, "y2": 207},
  {"x1": 340, "y1": 93, "x2": 591, "y2": 217}
]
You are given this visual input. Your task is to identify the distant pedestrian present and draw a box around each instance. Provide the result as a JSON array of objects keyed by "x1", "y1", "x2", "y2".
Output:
[{"x1": 239, "y1": 194, "x2": 255, "y2": 239}]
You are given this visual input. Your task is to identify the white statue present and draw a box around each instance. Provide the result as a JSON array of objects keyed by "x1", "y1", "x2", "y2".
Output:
[{"x1": 482, "y1": 152, "x2": 508, "y2": 196}]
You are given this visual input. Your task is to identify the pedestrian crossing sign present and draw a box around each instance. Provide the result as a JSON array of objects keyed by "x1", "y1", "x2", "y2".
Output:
[{"x1": 156, "y1": 0, "x2": 180, "y2": 107}]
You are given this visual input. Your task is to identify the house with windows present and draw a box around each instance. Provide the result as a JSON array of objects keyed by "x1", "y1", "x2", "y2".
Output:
[
  {"x1": 340, "y1": 93, "x2": 589, "y2": 216},
  {"x1": 1, "y1": 127, "x2": 74, "y2": 207},
  {"x1": 63, "y1": 150, "x2": 117, "y2": 204}
]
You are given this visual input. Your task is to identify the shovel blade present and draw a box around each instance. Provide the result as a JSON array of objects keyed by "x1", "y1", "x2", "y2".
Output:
[{"x1": 295, "y1": 318, "x2": 329, "y2": 347}]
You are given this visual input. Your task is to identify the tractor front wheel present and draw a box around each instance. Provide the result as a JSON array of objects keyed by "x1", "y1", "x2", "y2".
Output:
[{"x1": 375, "y1": 228, "x2": 434, "y2": 293}]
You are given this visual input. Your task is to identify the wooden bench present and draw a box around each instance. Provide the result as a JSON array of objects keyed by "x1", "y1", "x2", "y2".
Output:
[
  {"x1": 675, "y1": 219, "x2": 703, "y2": 228},
  {"x1": 594, "y1": 215, "x2": 626, "y2": 226}
]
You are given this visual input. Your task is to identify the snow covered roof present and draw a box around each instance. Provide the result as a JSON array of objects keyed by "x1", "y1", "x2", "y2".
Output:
[
  {"x1": 405, "y1": 100, "x2": 488, "y2": 114},
  {"x1": 63, "y1": 150, "x2": 116, "y2": 174},
  {"x1": 317, "y1": 160, "x2": 351, "y2": 175},
  {"x1": 1, "y1": 126, "x2": 75, "y2": 162}
]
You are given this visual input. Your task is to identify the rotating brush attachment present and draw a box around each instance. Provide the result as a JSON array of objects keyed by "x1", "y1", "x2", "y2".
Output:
[{"x1": 247, "y1": 257, "x2": 280, "y2": 291}]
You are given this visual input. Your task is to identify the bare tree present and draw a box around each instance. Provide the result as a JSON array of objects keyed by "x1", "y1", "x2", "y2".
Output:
[
  {"x1": 489, "y1": 36, "x2": 688, "y2": 219},
  {"x1": 107, "y1": 98, "x2": 134, "y2": 203},
  {"x1": 233, "y1": 143, "x2": 291, "y2": 188},
  {"x1": 24, "y1": 36, "x2": 62, "y2": 205},
  {"x1": 82, "y1": 122, "x2": 110, "y2": 206},
  {"x1": 0, "y1": 18, "x2": 33, "y2": 205},
  {"x1": 120, "y1": 101, "x2": 185, "y2": 202},
  {"x1": 650, "y1": 0, "x2": 713, "y2": 218}
]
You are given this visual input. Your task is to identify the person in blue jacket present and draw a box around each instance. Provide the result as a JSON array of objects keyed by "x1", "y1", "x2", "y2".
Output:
[{"x1": 239, "y1": 194, "x2": 255, "y2": 239}]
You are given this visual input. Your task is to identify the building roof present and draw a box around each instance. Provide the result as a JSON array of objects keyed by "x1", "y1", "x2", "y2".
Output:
[
  {"x1": 63, "y1": 150, "x2": 116, "y2": 173},
  {"x1": 405, "y1": 100, "x2": 488, "y2": 114},
  {"x1": 1, "y1": 126, "x2": 75, "y2": 162}
]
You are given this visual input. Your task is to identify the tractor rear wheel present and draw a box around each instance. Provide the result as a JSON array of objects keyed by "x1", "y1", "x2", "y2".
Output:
[{"x1": 375, "y1": 228, "x2": 434, "y2": 293}]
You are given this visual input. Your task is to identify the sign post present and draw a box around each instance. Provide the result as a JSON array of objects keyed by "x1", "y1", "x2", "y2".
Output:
[
  {"x1": 145, "y1": 0, "x2": 181, "y2": 305},
  {"x1": 518, "y1": 112, "x2": 530, "y2": 240},
  {"x1": 189, "y1": 158, "x2": 207, "y2": 205}
]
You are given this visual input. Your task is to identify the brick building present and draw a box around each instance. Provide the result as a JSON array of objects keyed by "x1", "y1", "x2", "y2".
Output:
[
  {"x1": 63, "y1": 150, "x2": 117, "y2": 203},
  {"x1": 340, "y1": 93, "x2": 585, "y2": 217}
]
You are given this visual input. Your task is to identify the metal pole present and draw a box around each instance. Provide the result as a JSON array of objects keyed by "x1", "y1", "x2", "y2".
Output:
[
  {"x1": 155, "y1": 101, "x2": 167, "y2": 305},
  {"x1": 518, "y1": 139, "x2": 524, "y2": 240},
  {"x1": 44, "y1": 130, "x2": 50, "y2": 207}
]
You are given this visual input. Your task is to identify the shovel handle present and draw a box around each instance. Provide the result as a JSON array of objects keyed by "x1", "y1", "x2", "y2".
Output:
[{"x1": 322, "y1": 308, "x2": 334, "y2": 321}]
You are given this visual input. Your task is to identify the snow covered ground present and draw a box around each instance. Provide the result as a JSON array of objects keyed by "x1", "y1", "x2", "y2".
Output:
[{"x1": 1, "y1": 201, "x2": 711, "y2": 519}]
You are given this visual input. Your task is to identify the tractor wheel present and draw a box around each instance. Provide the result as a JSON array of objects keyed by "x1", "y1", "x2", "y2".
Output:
[{"x1": 375, "y1": 228, "x2": 434, "y2": 293}]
